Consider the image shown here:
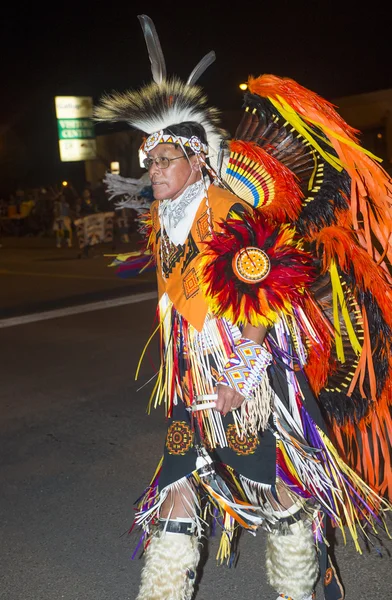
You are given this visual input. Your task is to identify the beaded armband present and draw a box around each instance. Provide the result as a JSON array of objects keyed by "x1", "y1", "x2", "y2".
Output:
[
  {"x1": 217, "y1": 337, "x2": 272, "y2": 398},
  {"x1": 217, "y1": 337, "x2": 273, "y2": 435}
]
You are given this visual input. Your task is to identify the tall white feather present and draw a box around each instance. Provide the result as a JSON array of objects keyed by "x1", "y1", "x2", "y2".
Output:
[{"x1": 138, "y1": 14, "x2": 166, "y2": 85}]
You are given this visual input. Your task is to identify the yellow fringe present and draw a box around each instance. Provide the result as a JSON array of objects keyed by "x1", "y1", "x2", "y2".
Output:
[
  {"x1": 216, "y1": 513, "x2": 235, "y2": 564},
  {"x1": 319, "y1": 430, "x2": 392, "y2": 552},
  {"x1": 135, "y1": 319, "x2": 162, "y2": 381},
  {"x1": 269, "y1": 96, "x2": 343, "y2": 171},
  {"x1": 270, "y1": 95, "x2": 383, "y2": 173},
  {"x1": 330, "y1": 260, "x2": 362, "y2": 362}
]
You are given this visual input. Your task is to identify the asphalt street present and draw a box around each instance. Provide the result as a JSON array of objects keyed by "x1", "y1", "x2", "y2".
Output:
[
  {"x1": 0, "y1": 236, "x2": 391, "y2": 599},
  {"x1": 0, "y1": 234, "x2": 156, "y2": 320}
]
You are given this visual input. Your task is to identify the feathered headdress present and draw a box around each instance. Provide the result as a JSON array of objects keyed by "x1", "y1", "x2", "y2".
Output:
[{"x1": 94, "y1": 15, "x2": 226, "y2": 169}]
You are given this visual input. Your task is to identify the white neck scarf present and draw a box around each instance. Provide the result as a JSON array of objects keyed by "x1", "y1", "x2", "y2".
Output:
[{"x1": 158, "y1": 179, "x2": 209, "y2": 245}]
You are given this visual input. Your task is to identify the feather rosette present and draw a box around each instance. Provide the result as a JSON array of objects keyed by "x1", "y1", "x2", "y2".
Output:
[{"x1": 200, "y1": 210, "x2": 315, "y2": 326}]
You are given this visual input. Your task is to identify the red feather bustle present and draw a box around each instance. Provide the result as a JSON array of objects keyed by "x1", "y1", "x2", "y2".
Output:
[{"x1": 199, "y1": 209, "x2": 315, "y2": 327}]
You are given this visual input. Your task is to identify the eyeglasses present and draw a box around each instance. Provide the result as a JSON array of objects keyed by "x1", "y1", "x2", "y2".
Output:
[{"x1": 143, "y1": 155, "x2": 186, "y2": 170}]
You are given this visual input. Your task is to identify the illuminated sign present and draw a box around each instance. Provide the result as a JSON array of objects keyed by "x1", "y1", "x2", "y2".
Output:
[{"x1": 54, "y1": 96, "x2": 97, "y2": 162}]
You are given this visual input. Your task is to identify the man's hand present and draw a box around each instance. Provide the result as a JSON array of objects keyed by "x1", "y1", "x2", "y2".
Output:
[{"x1": 215, "y1": 384, "x2": 245, "y2": 416}]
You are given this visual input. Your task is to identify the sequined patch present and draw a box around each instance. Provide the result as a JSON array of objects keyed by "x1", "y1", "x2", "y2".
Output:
[
  {"x1": 226, "y1": 423, "x2": 258, "y2": 455},
  {"x1": 166, "y1": 421, "x2": 194, "y2": 455},
  {"x1": 324, "y1": 567, "x2": 333, "y2": 586}
]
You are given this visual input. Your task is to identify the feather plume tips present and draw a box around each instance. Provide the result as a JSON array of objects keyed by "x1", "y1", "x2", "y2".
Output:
[{"x1": 247, "y1": 74, "x2": 360, "y2": 142}]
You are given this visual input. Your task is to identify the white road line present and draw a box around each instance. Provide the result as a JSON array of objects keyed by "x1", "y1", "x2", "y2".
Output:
[{"x1": 0, "y1": 291, "x2": 158, "y2": 329}]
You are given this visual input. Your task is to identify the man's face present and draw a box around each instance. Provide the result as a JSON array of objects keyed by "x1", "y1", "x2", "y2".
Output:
[{"x1": 147, "y1": 144, "x2": 201, "y2": 201}]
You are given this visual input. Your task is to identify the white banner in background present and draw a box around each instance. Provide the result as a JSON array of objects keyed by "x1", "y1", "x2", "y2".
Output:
[{"x1": 74, "y1": 212, "x2": 115, "y2": 248}]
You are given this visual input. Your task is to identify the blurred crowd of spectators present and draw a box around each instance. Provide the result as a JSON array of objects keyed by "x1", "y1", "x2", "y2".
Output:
[{"x1": 0, "y1": 180, "x2": 137, "y2": 241}]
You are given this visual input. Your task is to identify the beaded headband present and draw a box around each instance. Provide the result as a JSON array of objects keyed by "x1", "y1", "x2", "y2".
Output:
[{"x1": 141, "y1": 130, "x2": 208, "y2": 155}]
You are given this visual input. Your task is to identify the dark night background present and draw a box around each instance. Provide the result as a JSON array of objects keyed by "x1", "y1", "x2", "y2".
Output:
[{"x1": 1, "y1": 1, "x2": 391, "y2": 195}]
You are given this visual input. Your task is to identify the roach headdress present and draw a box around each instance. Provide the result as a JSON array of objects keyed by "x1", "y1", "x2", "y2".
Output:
[{"x1": 94, "y1": 15, "x2": 226, "y2": 170}]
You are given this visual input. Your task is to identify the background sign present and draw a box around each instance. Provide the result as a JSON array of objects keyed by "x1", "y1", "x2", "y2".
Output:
[{"x1": 55, "y1": 96, "x2": 97, "y2": 162}]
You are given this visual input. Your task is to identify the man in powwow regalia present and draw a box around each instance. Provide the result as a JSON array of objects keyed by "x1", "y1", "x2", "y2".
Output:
[{"x1": 95, "y1": 15, "x2": 392, "y2": 600}]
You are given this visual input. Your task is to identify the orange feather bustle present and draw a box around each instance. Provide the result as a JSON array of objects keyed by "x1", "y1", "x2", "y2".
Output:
[
  {"x1": 248, "y1": 75, "x2": 392, "y2": 282},
  {"x1": 314, "y1": 226, "x2": 392, "y2": 331},
  {"x1": 247, "y1": 75, "x2": 360, "y2": 140},
  {"x1": 248, "y1": 73, "x2": 392, "y2": 501},
  {"x1": 312, "y1": 224, "x2": 392, "y2": 498}
]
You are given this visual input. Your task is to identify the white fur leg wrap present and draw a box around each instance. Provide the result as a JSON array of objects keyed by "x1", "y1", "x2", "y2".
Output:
[
  {"x1": 266, "y1": 520, "x2": 319, "y2": 600},
  {"x1": 136, "y1": 531, "x2": 200, "y2": 600}
]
